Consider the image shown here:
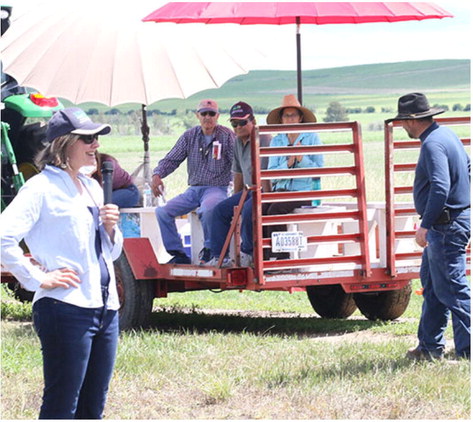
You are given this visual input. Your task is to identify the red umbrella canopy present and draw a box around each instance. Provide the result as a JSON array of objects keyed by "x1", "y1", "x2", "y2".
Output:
[
  {"x1": 143, "y1": 2, "x2": 453, "y2": 104},
  {"x1": 143, "y1": 2, "x2": 452, "y2": 25}
]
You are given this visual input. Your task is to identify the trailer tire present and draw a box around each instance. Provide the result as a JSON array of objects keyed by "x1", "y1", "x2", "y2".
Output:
[
  {"x1": 306, "y1": 285, "x2": 357, "y2": 319},
  {"x1": 114, "y1": 253, "x2": 154, "y2": 331},
  {"x1": 354, "y1": 283, "x2": 412, "y2": 321}
]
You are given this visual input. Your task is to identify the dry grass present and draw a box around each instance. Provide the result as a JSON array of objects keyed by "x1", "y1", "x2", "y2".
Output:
[{"x1": 2, "y1": 315, "x2": 469, "y2": 420}]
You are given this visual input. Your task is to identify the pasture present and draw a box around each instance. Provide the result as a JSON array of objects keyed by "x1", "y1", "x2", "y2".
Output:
[{"x1": 1, "y1": 278, "x2": 470, "y2": 420}]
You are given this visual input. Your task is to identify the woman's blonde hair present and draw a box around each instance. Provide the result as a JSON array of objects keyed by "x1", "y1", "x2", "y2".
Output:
[{"x1": 35, "y1": 133, "x2": 81, "y2": 170}]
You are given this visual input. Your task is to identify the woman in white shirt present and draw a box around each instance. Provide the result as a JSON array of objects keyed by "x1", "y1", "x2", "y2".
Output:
[{"x1": 1, "y1": 108, "x2": 123, "y2": 419}]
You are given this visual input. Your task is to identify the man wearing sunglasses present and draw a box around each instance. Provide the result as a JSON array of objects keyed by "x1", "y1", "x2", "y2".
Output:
[
  {"x1": 206, "y1": 101, "x2": 270, "y2": 267},
  {"x1": 151, "y1": 99, "x2": 235, "y2": 264}
]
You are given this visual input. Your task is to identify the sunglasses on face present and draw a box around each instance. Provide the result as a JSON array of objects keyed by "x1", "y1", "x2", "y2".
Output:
[
  {"x1": 79, "y1": 135, "x2": 98, "y2": 144},
  {"x1": 230, "y1": 120, "x2": 248, "y2": 128},
  {"x1": 282, "y1": 113, "x2": 301, "y2": 119},
  {"x1": 200, "y1": 111, "x2": 217, "y2": 117}
]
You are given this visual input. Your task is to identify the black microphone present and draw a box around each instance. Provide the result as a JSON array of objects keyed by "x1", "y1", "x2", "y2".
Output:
[{"x1": 101, "y1": 161, "x2": 114, "y2": 204}]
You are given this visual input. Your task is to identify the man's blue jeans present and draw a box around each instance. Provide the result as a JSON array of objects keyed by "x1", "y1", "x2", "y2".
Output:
[
  {"x1": 417, "y1": 209, "x2": 471, "y2": 358},
  {"x1": 156, "y1": 186, "x2": 227, "y2": 255},
  {"x1": 210, "y1": 191, "x2": 253, "y2": 258},
  {"x1": 112, "y1": 184, "x2": 140, "y2": 208},
  {"x1": 33, "y1": 298, "x2": 119, "y2": 419}
]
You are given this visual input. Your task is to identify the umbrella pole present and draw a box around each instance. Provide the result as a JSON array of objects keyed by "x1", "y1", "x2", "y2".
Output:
[
  {"x1": 140, "y1": 104, "x2": 151, "y2": 184},
  {"x1": 296, "y1": 17, "x2": 303, "y2": 105}
]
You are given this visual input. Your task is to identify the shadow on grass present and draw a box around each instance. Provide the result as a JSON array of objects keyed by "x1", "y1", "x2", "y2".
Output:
[{"x1": 146, "y1": 307, "x2": 385, "y2": 338}]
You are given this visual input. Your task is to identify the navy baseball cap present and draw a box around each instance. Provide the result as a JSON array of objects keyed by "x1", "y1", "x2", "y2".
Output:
[
  {"x1": 46, "y1": 107, "x2": 111, "y2": 142},
  {"x1": 230, "y1": 101, "x2": 253, "y2": 120}
]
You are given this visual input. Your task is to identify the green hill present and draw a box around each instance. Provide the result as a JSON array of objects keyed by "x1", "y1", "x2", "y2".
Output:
[
  {"x1": 148, "y1": 59, "x2": 470, "y2": 114},
  {"x1": 71, "y1": 59, "x2": 470, "y2": 114}
]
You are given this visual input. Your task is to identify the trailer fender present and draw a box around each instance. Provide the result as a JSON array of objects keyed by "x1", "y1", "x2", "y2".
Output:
[{"x1": 122, "y1": 238, "x2": 162, "y2": 279}]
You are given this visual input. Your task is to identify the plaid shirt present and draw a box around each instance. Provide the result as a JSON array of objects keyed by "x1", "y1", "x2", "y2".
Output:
[{"x1": 153, "y1": 125, "x2": 235, "y2": 187}]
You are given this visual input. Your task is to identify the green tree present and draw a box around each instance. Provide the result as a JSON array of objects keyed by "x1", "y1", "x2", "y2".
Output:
[
  {"x1": 105, "y1": 108, "x2": 121, "y2": 115},
  {"x1": 433, "y1": 103, "x2": 449, "y2": 111},
  {"x1": 324, "y1": 101, "x2": 348, "y2": 122},
  {"x1": 181, "y1": 111, "x2": 198, "y2": 130}
]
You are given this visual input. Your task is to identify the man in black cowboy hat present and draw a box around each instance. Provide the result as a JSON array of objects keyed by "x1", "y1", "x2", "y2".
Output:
[{"x1": 387, "y1": 92, "x2": 470, "y2": 360}]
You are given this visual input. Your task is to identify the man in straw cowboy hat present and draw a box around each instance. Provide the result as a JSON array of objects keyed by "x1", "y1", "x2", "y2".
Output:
[
  {"x1": 264, "y1": 94, "x2": 324, "y2": 261},
  {"x1": 386, "y1": 92, "x2": 470, "y2": 360}
]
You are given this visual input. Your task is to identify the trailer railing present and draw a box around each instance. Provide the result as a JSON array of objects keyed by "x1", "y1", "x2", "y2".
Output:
[
  {"x1": 384, "y1": 116, "x2": 471, "y2": 277},
  {"x1": 250, "y1": 121, "x2": 372, "y2": 288}
]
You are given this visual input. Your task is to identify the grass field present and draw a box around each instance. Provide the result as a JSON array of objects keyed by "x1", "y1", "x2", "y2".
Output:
[
  {"x1": 98, "y1": 111, "x2": 470, "y2": 202},
  {"x1": 1, "y1": 276, "x2": 470, "y2": 420}
]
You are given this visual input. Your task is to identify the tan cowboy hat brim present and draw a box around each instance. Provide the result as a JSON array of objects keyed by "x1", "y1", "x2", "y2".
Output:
[
  {"x1": 266, "y1": 94, "x2": 317, "y2": 124},
  {"x1": 266, "y1": 105, "x2": 317, "y2": 124}
]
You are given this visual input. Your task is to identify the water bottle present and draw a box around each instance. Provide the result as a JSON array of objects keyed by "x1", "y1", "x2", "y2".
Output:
[
  {"x1": 312, "y1": 178, "x2": 321, "y2": 207},
  {"x1": 157, "y1": 185, "x2": 166, "y2": 206},
  {"x1": 227, "y1": 181, "x2": 234, "y2": 197},
  {"x1": 143, "y1": 182, "x2": 153, "y2": 207}
]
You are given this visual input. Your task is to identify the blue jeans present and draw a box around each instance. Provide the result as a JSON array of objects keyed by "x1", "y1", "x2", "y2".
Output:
[
  {"x1": 156, "y1": 186, "x2": 227, "y2": 255},
  {"x1": 210, "y1": 191, "x2": 253, "y2": 258},
  {"x1": 112, "y1": 184, "x2": 140, "y2": 208},
  {"x1": 417, "y1": 209, "x2": 471, "y2": 358},
  {"x1": 33, "y1": 298, "x2": 119, "y2": 419}
]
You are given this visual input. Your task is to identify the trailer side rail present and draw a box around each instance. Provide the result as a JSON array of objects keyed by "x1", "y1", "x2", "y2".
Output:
[
  {"x1": 384, "y1": 116, "x2": 471, "y2": 276},
  {"x1": 251, "y1": 121, "x2": 371, "y2": 288}
]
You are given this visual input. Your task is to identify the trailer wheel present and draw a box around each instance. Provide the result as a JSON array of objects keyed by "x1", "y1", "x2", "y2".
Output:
[
  {"x1": 114, "y1": 253, "x2": 155, "y2": 330},
  {"x1": 306, "y1": 285, "x2": 357, "y2": 319},
  {"x1": 354, "y1": 283, "x2": 412, "y2": 321}
]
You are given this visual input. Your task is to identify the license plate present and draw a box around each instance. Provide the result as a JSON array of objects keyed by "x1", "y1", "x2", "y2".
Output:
[{"x1": 271, "y1": 231, "x2": 307, "y2": 253}]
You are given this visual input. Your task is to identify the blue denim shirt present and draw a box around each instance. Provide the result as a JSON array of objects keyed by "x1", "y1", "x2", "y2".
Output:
[
  {"x1": 0, "y1": 165, "x2": 123, "y2": 309},
  {"x1": 268, "y1": 132, "x2": 324, "y2": 191}
]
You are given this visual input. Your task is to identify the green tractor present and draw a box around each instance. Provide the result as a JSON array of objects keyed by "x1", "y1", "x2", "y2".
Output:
[
  {"x1": 1, "y1": 57, "x2": 63, "y2": 299},
  {"x1": 1, "y1": 89, "x2": 63, "y2": 209}
]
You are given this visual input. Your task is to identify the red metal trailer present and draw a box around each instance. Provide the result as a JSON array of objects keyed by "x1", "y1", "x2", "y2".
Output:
[
  {"x1": 113, "y1": 117, "x2": 470, "y2": 329},
  {"x1": 3, "y1": 117, "x2": 470, "y2": 330}
]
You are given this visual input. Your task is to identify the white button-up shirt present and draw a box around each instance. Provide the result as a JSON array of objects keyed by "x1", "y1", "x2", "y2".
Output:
[{"x1": 1, "y1": 165, "x2": 123, "y2": 310}]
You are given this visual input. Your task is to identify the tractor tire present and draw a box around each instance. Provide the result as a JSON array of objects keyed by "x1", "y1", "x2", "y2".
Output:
[
  {"x1": 114, "y1": 252, "x2": 155, "y2": 331},
  {"x1": 8, "y1": 281, "x2": 34, "y2": 303},
  {"x1": 306, "y1": 285, "x2": 357, "y2": 319},
  {"x1": 354, "y1": 283, "x2": 412, "y2": 321}
]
